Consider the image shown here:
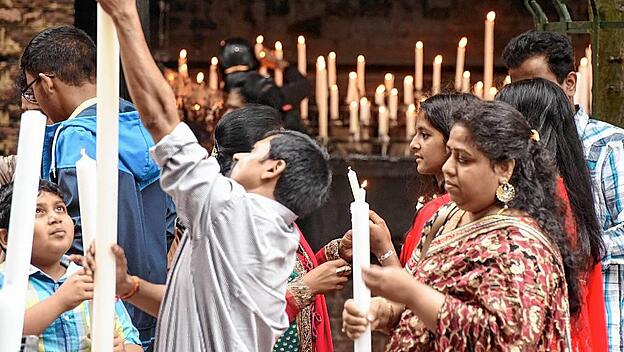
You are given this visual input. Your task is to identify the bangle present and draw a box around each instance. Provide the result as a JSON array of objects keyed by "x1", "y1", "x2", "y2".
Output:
[
  {"x1": 118, "y1": 276, "x2": 140, "y2": 300},
  {"x1": 377, "y1": 249, "x2": 396, "y2": 264}
]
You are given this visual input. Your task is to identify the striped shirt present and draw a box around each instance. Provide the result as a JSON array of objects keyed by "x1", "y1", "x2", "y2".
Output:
[
  {"x1": 575, "y1": 107, "x2": 624, "y2": 352},
  {"x1": 0, "y1": 260, "x2": 140, "y2": 351}
]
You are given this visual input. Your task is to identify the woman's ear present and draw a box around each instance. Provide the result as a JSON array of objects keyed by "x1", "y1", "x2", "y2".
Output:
[
  {"x1": 0, "y1": 228, "x2": 8, "y2": 249},
  {"x1": 494, "y1": 159, "x2": 516, "y2": 183}
]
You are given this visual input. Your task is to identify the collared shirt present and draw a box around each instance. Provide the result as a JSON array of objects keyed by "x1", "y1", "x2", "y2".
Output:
[
  {"x1": 0, "y1": 261, "x2": 140, "y2": 351},
  {"x1": 150, "y1": 122, "x2": 298, "y2": 352},
  {"x1": 575, "y1": 107, "x2": 624, "y2": 352}
]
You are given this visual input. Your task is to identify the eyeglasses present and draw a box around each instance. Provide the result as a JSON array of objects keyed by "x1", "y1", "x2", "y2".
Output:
[{"x1": 20, "y1": 73, "x2": 54, "y2": 104}]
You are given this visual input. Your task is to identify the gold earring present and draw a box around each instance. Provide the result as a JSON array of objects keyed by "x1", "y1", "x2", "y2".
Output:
[{"x1": 496, "y1": 180, "x2": 516, "y2": 209}]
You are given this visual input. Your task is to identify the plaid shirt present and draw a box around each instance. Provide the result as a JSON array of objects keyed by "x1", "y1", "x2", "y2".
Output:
[
  {"x1": 0, "y1": 260, "x2": 140, "y2": 351},
  {"x1": 575, "y1": 107, "x2": 624, "y2": 352}
]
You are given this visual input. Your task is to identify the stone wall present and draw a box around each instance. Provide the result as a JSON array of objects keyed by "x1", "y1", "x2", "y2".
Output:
[{"x1": 0, "y1": 0, "x2": 74, "y2": 155}]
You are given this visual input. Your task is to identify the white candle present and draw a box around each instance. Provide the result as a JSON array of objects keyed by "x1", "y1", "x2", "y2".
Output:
[
  {"x1": 330, "y1": 84, "x2": 339, "y2": 120},
  {"x1": 346, "y1": 71, "x2": 358, "y2": 104},
  {"x1": 178, "y1": 49, "x2": 188, "y2": 78},
  {"x1": 76, "y1": 149, "x2": 97, "y2": 255},
  {"x1": 474, "y1": 80, "x2": 484, "y2": 99},
  {"x1": 455, "y1": 37, "x2": 468, "y2": 90},
  {"x1": 483, "y1": 11, "x2": 496, "y2": 99},
  {"x1": 577, "y1": 57, "x2": 590, "y2": 112},
  {"x1": 461, "y1": 71, "x2": 471, "y2": 93},
  {"x1": 378, "y1": 105, "x2": 389, "y2": 140},
  {"x1": 328, "y1": 51, "x2": 337, "y2": 88},
  {"x1": 374, "y1": 84, "x2": 386, "y2": 106},
  {"x1": 297, "y1": 36, "x2": 308, "y2": 120},
  {"x1": 92, "y1": 5, "x2": 119, "y2": 351},
  {"x1": 384, "y1": 73, "x2": 394, "y2": 94},
  {"x1": 196, "y1": 72, "x2": 204, "y2": 85},
  {"x1": 406, "y1": 103, "x2": 417, "y2": 139},
  {"x1": 360, "y1": 97, "x2": 371, "y2": 126},
  {"x1": 0, "y1": 110, "x2": 46, "y2": 352},
  {"x1": 357, "y1": 55, "x2": 366, "y2": 97},
  {"x1": 389, "y1": 88, "x2": 398, "y2": 121},
  {"x1": 274, "y1": 41, "x2": 283, "y2": 87},
  {"x1": 256, "y1": 35, "x2": 268, "y2": 76},
  {"x1": 503, "y1": 75, "x2": 511, "y2": 86},
  {"x1": 317, "y1": 57, "x2": 328, "y2": 139},
  {"x1": 403, "y1": 75, "x2": 414, "y2": 105},
  {"x1": 432, "y1": 55, "x2": 443, "y2": 95},
  {"x1": 209, "y1": 57, "x2": 218, "y2": 90},
  {"x1": 585, "y1": 46, "x2": 593, "y2": 113},
  {"x1": 351, "y1": 182, "x2": 371, "y2": 352},
  {"x1": 347, "y1": 167, "x2": 361, "y2": 201},
  {"x1": 415, "y1": 41, "x2": 424, "y2": 92},
  {"x1": 488, "y1": 86, "x2": 498, "y2": 99},
  {"x1": 350, "y1": 101, "x2": 360, "y2": 140}
]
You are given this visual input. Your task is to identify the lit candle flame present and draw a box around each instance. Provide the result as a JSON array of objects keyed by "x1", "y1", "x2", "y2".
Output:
[
  {"x1": 360, "y1": 97, "x2": 368, "y2": 104},
  {"x1": 331, "y1": 84, "x2": 338, "y2": 91},
  {"x1": 256, "y1": 35, "x2": 264, "y2": 44},
  {"x1": 463, "y1": 71, "x2": 471, "y2": 78},
  {"x1": 298, "y1": 35, "x2": 305, "y2": 44},
  {"x1": 317, "y1": 56, "x2": 326, "y2": 69},
  {"x1": 275, "y1": 41, "x2": 282, "y2": 50},
  {"x1": 196, "y1": 72, "x2": 204, "y2": 84},
  {"x1": 211, "y1": 57, "x2": 218, "y2": 65},
  {"x1": 504, "y1": 75, "x2": 512, "y2": 85},
  {"x1": 487, "y1": 11, "x2": 496, "y2": 22},
  {"x1": 376, "y1": 84, "x2": 385, "y2": 94},
  {"x1": 259, "y1": 51, "x2": 266, "y2": 58},
  {"x1": 193, "y1": 103, "x2": 201, "y2": 111},
  {"x1": 476, "y1": 81, "x2": 484, "y2": 89},
  {"x1": 459, "y1": 37, "x2": 468, "y2": 48},
  {"x1": 361, "y1": 180, "x2": 368, "y2": 189},
  {"x1": 391, "y1": 88, "x2": 398, "y2": 96},
  {"x1": 404, "y1": 75, "x2": 414, "y2": 83},
  {"x1": 489, "y1": 87, "x2": 498, "y2": 96},
  {"x1": 408, "y1": 104, "x2": 416, "y2": 113},
  {"x1": 349, "y1": 71, "x2": 357, "y2": 79},
  {"x1": 385, "y1": 73, "x2": 393, "y2": 80},
  {"x1": 416, "y1": 41, "x2": 423, "y2": 49},
  {"x1": 357, "y1": 55, "x2": 365, "y2": 63},
  {"x1": 329, "y1": 51, "x2": 336, "y2": 59},
  {"x1": 580, "y1": 57, "x2": 589, "y2": 66},
  {"x1": 179, "y1": 49, "x2": 187, "y2": 59},
  {"x1": 434, "y1": 55, "x2": 443, "y2": 64}
]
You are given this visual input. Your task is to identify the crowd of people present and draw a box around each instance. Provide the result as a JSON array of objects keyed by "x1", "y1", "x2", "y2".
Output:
[{"x1": 0, "y1": 0, "x2": 623, "y2": 351}]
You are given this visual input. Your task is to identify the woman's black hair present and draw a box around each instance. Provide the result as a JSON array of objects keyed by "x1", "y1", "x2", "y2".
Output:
[
  {"x1": 213, "y1": 104, "x2": 283, "y2": 175},
  {"x1": 417, "y1": 93, "x2": 480, "y2": 198},
  {"x1": 455, "y1": 100, "x2": 582, "y2": 315},
  {"x1": 497, "y1": 78, "x2": 603, "y2": 271}
]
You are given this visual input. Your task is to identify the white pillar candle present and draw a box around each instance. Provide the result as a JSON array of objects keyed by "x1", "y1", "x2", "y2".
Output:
[
  {"x1": 328, "y1": 51, "x2": 337, "y2": 88},
  {"x1": 76, "y1": 150, "x2": 97, "y2": 255},
  {"x1": 274, "y1": 41, "x2": 283, "y2": 87},
  {"x1": 461, "y1": 71, "x2": 471, "y2": 93},
  {"x1": 474, "y1": 80, "x2": 484, "y2": 99},
  {"x1": 374, "y1": 84, "x2": 386, "y2": 106},
  {"x1": 196, "y1": 72, "x2": 204, "y2": 85},
  {"x1": 403, "y1": 75, "x2": 414, "y2": 105},
  {"x1": 0, "y1": 110, "x2": 46, "y2": 352},
  {"x1": 297, "y1": 36, "x2": 308, "y2": 120},
  {"x1": 92, "y1": 5, "x2": 119, "y2": 351},
  {"x1": 406, "y1": 103, "x2": 417, "y2": 139},
  {"x1": 455, "y1": 37, "x2": 468, "y2": 90},
  {"x1": 415, "y1": 41, "x2": 424, "y2": 92},
  {"x1": 483, "y1": 11, "x2": 496, "y2": 100},
  {"x1": 357, "y1": 55, "x2": 366, "y2": 97},
  {"x1": 389, "y1": 88, "x2": 399, "y2": 121},
  {"x1": 432, "y1": 55, "x2": 443, "y2": 95},
  {"x1": 585, "y1": 46, "x2": 593, "y2": 113},
  {"x1": 330, "y1": 84, "x2": 339, "y2": 120},
  {"x1": 351, "y1": 182, "x2": 371, "y2": 352},
  {"x1": 316, "y1": 57, "x2": 328, "y2": 139},
  {"x1": 350, "y1": 101, "x2": 360, "y2": 140},
  {"x1": 178, "y1": 49, "x2": 188, "y2": 78},
  {"x1": 360, "y1": 97, "x2": 371, "y2": 126},
  {"x1": 378, "y1": 105, "x2": 389, "y2": 140},
  {"x1": 346, "y1": 71, "x2": 359, "y2": 104},
  {"x1": 384, "y1": 73, "x2": 394, "y2": 94},
  {"x1": 209, "y1": 57, "x2": 218, "y2": 90}
]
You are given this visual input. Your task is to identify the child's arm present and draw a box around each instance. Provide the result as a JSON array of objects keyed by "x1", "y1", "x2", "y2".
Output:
[{"x1": 23, "y1": 271, "x2": 93, "y2": 335}]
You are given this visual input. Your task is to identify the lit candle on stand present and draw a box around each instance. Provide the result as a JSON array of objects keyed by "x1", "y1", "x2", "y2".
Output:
[
  {"x1": 297, "y1": 36, "x2": 308, "y2": 120},
  {"x1": 360, "y1": 97, "x2": 371, "y2": 126},
  {"x1": 274, "y1": 41, "x2": 283, "y2": 86},
  {"x1": 328, "y1": 52, "x2": 337, "y2": 88},
  {"x1": 346, "y1": 71, "x2": 359, "y2": 104},
  {"x1": 92, "y1": 4, "x2": 119, "y2": 351},
  {"x1": 483, "y1": 11, "x2": 496, "y2": 99},
  {"x1": 461, "y1": 71, "x2": 471, "y2": 93},
  {"x1": 474, "y1": 81, "x2": 484, "y2": 99},
  {"x1": 415, "y1": 41, "x2": 424, "y2": 92},
  {"x1": 384, "y1": 73, "x2": 394, "y2": 94},
  {"x1": 178, "y1": 49, "x2": 188, "y2": 78},
  {"x1": 375, "y1": 84, "x2": 386, "y2": 106},
  {"x1": 0, "y1": 110, "x2": 47, "y2": 352},
  {"x1": 357, "y1": 55, "x2": 366, "y2": 97},
  {"x1": 389, "y1": 88, "x2": 398, "y2": 121},
  {"x1": 403, "y1": 75, "x2": 414, "y2": 105},
  {"x1": 196, "y1": 72, "x2": 205, "y2": 85},
  {"x1": 209, "y1": 57, "x2": 218, "y2": 90},
  {"x1": 316, "y1": 56, "x2": 328, "y2": 139},
  {"x1": 350, "y1": 101, "x2": 360, "y2": 140},
  {"x1": 378, "y1": 105, "x2": 389, "y2": 140},
  {"x1": 406, "y1": 103, "x2": 417, "y2": 139},
  {"x1": 330, "y1": 84, "x2": 339, "y2": 120},
  {"x1": 432, "y1": 55, "x2": 443, "y2": 95},
  {"x1": 455, "y1": 37, "x2": 468, "y2": 90}
]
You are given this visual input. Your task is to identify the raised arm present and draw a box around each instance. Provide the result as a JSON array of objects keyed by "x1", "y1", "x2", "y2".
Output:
[{"x1": 98, "y1": 0, "x2": 179, "y2": 142}]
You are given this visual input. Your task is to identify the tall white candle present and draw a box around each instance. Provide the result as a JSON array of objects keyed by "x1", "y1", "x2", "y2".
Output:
[
  {"x1": 384, "y1": 73, "x2": 394, "y2": 94},
  {"x1": 577, "y1": 57, "x2": 590, "y2": 112},
  {"x1": 330, "y1": 84, "x2": 339, "y2": 120},
  {"x1": 357, "y1": 55, "x2": 366, "y2": 97},
  {"x1": 178, "y1": 49, "x2": 188, "y2": 78},
  {"x1": 455, "y1": 37, "x2": 468, "y2": 90},
  {"x1": 483, "y1": 11, "x2": 496, "y2": 99},
  {"x1": 346, "y1": 71, "x2": 358, "y2": 104},
  {"x1": 474, "y1": 80, "x2": 484, "y2": 99},
  {"x1": 406, "y1": 103, "x2": 417, "y2": 139},
  {"x1": 297, "y1": 36, "x2": 308, "y2": 120},
  {"x1": 209, "y1": 57, "x2": 219, "y2": 90},
  {"x1": 351, "y1": 183, "x2": 371, "y2": 352},
  {"x1": 92, "y1": 5, "x2": 119, "y2": 351},
  {"x1": 256, "y1": 35, "x2": 268, "y2": 76},
  {"x1": 585, "y1": 46, "x2": 593, "y2": 113},
  {"x1": 432, "y1": 55, "x2": 443, "y2": 95},
  {"x1": 347, "y1": 167, "x2": 361, "y2": 201},
  {"x1": 274, "y1": 41, "x2": 283, "y2": 87},
  {"x1": 350, "y1": 101, "x2": 360, "y2": 140},
  {"x1": 403, "y1": 75, "x2": 414, "y2": 105},
  {"x1": 328, "y1": 52, "x2": 337, "y2": 88},
  {"x1": 378, "y1": 105, "x2": 389, "y2": 140},
  {"x1": 76, "y1": 149, "x2": 97, "y2": 255},
  {"x1": 360, "y1": 97, "x2": 371, "y2": 126},
  {"x1": 461, "y1": 71, "x2": 471, "y2": 93},
  {"x1": 415, "y1": 41, "x2": 424, "y2": 92},
  {"x1": 374, "y1": 84, "x2": 386, "y2": 106},
  {"x1": 0, "y1": 110, "x2": 46, "y2": 352},
  {"x1": 317, "y1": 57, "x2": 328, "y2": 139},
  {"x1": 389, "y1": 88, "x2": 398, "y2": 121}
]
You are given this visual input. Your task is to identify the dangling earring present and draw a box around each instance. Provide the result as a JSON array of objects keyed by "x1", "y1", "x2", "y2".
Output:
[{"x1": 496, "y1": 180, "x2": 516, "y2": 210}]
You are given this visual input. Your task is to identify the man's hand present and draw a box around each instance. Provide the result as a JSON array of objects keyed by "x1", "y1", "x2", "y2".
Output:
[
  {"x1": 368, "y1": 210, "x2": 394, "y2": 258},
  {"x1": 97, "y1": 0, "x2": 137, "y2": 22},
  {"x1": 54, "y1": 270, "x2": 94, "y2": 312},
  {"x1": 302, "y1": 259, "x2": 351, "y2": 295},
  {"x1": 84, "y1": 243, "x2": 134, "y2": 296}
]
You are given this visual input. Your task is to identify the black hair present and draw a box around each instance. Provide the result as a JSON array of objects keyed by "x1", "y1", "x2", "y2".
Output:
[
  {"x1": 264, "y1": 130, "x2": 332, "y2": 218},
  {"x1": 0, "y1": 180, "x2": 65, "y2": 230},
  {"x1": 417, "y1": 93, "x2": 480, "y2": 198},
  {"x1": 214, "y1": 104, "x2": 283, "y2": 175},
  {"x1": 455, "y1": 101, "x2": 581, "y2": 315},
  {"x1": 502, "y1": 30, "x2": 574, "y2": 84},
  {"x1": 20, "y1": 26, "x2": 96, "y2": 88},
  {"x1": 497, "y1": 78, "x2": 603, "y2": 270}
]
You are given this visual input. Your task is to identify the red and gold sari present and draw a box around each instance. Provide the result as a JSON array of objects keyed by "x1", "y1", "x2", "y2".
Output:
[{"x1": 390, "y1": 208, "x2": 572, "y2": 351}]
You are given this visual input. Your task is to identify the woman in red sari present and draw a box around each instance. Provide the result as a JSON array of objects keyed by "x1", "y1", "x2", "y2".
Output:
[
  {"x1": 343, "y1": 101, "x2": 579, "y2": 350},
  {"x1": 497, "y1": 78, "x2": 608, "y2": 351}
]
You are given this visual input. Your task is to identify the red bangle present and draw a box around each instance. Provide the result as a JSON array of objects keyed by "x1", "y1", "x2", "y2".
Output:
[{"x1": 118, "y1": 276, "x2": 140, "y2": 300}]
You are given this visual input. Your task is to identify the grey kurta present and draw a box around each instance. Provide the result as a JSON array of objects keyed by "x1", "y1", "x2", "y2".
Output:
[{"x1": 150, "y1": 122, "x2": 299, "y2": 352}]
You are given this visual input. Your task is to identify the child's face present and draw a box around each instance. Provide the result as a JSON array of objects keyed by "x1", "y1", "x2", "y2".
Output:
[{"x1": 31, "y1": 191, "x2": 74, "y2": 267}]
